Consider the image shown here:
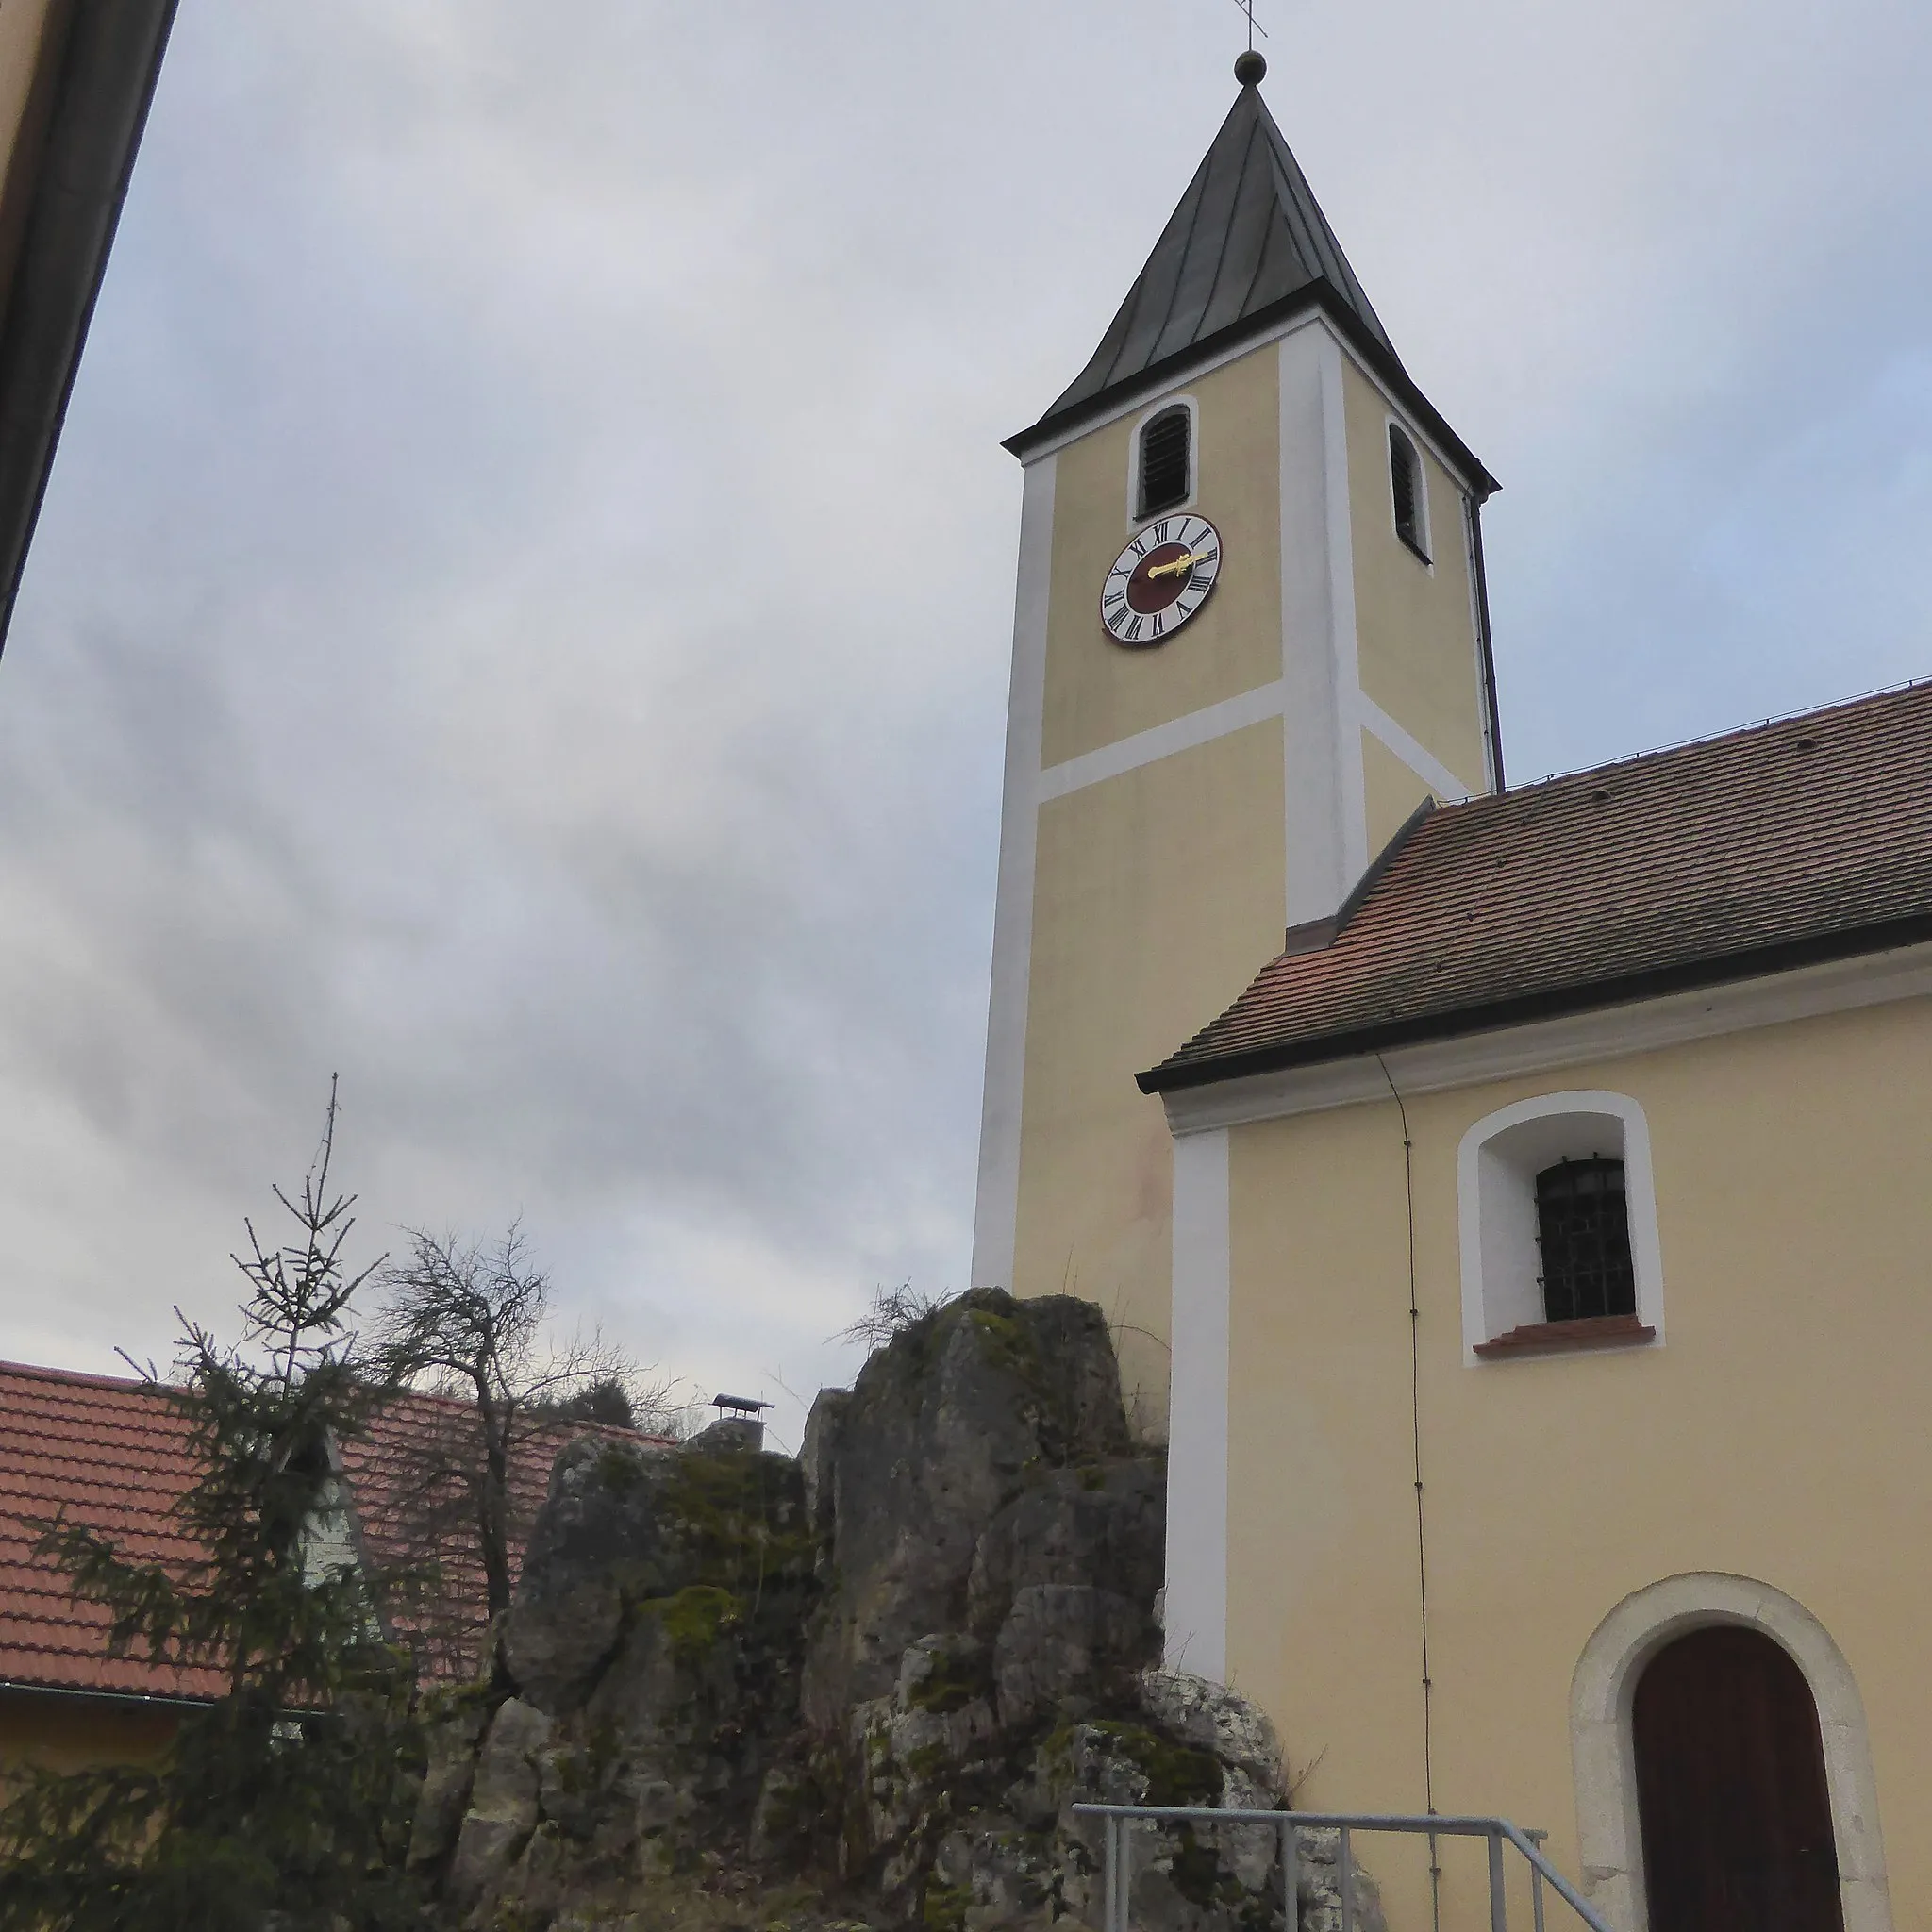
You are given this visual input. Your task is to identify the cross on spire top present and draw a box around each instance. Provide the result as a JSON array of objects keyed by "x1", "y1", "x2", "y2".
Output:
[{"x1": 1230, "y1": 0, "x2": 1268, "y2": 83}]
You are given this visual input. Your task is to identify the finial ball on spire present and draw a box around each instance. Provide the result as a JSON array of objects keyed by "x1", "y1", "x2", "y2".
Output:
[{"x1": 1234, "y1": 50, "x2": 1267, "y2": 85}]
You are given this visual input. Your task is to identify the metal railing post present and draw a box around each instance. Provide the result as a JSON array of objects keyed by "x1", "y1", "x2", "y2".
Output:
[
  {"x1": 1103, "y1": 1814, "x2": 1119, "y2": 1932},
  {"x1": 1280, "y1": 1819, "x2": 1298, "y2": 1932},
  {"x1": 1487, "y1": 1826, "x2": 1507, "y2": 1932},
  {"x1": 1339, "y1": 1824, "x2": 1354, "y2": 1932},
  {"x1": 1114, "y1": 1814, "x2": 1131, "y2": 1932},
  {"x1": 1526, "y1": 1829, "x2": 1548, "y2": 1932}
]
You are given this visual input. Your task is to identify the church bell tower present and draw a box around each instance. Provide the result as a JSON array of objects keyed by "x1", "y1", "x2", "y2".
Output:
[{"x1": 971, "y1": 58, "x2": 1504, "y2": 1432}]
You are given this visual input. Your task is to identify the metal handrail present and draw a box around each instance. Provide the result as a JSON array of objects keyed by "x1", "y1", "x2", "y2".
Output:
[{"x1": 1070, "y1": 1804, "x2": 1615, "y2": 1932}]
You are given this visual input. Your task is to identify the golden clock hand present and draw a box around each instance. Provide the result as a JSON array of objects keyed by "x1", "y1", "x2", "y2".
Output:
[{"x1": 1145, "y1": 550, "x2": 1204, "y2": 580}]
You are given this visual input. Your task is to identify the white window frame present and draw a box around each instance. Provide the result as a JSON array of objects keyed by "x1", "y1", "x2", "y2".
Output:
[
  {"x1": 1126, "y1": 393, "x2": 1199, "y2": 529},
  {"x1": 1386, "y1": 416, "x2": 1432, "y2": 566},
  {"x1": 1457, "y1": 1091, "x2": 1666, "y2": 1364}
]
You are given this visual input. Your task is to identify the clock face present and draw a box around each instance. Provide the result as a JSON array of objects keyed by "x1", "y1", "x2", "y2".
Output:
[{"x1": 1099, "y1": 513, "x2": 1221, "y2": 648}]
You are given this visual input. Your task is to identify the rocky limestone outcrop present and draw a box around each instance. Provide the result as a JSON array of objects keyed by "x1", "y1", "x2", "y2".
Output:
[
  {"x1": 411, "y1": 1431, "x2": 818, "y2": 1926},
  {"x1": 798, "y1": 1291, "x2": 1135, "y2": 1730},
  {"x1": 421, "y1": 1290, "x2": 1380, "y2": 1932}
]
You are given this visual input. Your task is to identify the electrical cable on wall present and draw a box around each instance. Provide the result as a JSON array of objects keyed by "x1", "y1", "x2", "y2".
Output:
[{"x1": 1376, "y1": 1052, "x2": 1441, "y2": 1932}]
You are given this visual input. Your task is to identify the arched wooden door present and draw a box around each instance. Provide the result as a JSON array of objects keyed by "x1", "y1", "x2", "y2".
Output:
[{"x1": 1633, "y1": 1625, "x2": 1844, "y2": 1932}]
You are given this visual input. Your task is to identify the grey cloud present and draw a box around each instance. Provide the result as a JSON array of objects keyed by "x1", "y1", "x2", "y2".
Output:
[{"x1": 2, "y1": 0, "x2": 1929, "y2": 1447}]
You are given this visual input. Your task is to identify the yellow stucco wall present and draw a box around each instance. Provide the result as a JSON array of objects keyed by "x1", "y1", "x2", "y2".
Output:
[
  {"x1": 1040, "y1": 348, "x2": 1282, "y2": 771},
  {"x1": 1343, "y1": 361, "x2": 1489, "y2": 795},
  {"x1": 1221, "y1": 992, "x2": 1932, "y2": 1924},
  {"x1": 1014, "y1": 722, "x2": 1286, "y2": 1433},
  {"x1": 1360, "y1": 727, "x2": 1436, "y2": 860},
  {"x1": 0, "y1": 0, "x2": 62, "y2": 322},
  {"x1": 0, "y1": 0, "x2": 58, "y2": 170},
  {"x1": 0, "y1": 1688, "x2": 180, "y2": 1785}
]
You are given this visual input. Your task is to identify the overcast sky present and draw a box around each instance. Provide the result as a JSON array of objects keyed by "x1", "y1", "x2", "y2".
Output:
[{"x1": 1, "y1": 0, "x2": 1928, "y2": 1450}]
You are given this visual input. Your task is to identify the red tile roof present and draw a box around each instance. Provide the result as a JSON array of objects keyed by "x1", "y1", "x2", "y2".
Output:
[
  {"x1": 0, "y1": 1361, "x2": 215, "y2": 1701},
  {"x1": 0, "y1": 1359, "x2": 656, "y2": 1701},
  {"x1": 1143, "y1": 681, "x2": 1932, "y2": 1091}
]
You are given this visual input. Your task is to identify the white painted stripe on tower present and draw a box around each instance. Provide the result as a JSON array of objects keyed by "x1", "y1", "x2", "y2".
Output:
[
  {"x1": 1035, "y1": 679, "x2": 1287, "y2": 802},
  {"x1": 970, "y1": 454, "x2": 1057, "y2": 1292},
  {"x1": 1319, "y1": 330, "x2": 1371, "y2": 890},
  {"x1": 1278, "y1": 325, "x2": 1349, "y2": 928},
  {"x1": 1356, "y1": 693, "x2": 1476, "y2": 802},
  {"x1": 1164, "y1": 1126, "x2": 1231, "y2": 1682}
]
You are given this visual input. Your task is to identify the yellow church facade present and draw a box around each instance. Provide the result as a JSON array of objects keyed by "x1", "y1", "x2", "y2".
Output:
[
  {"x1": 1149, "y1": 811, "x2": 1931, "y2": 1931},
  {"x1": 977, "y1": 58, "x2": 1929, "y2": 1932}
]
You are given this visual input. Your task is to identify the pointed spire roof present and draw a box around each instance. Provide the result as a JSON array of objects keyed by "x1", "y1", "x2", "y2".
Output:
[{"x1": 1007, "y1": 82, "x2": 1494, "y2": 494}]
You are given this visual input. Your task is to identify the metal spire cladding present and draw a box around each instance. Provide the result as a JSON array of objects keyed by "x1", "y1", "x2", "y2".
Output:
[{"x1": 1007, "y1": 76, "x2": 1461, "y2": 468}]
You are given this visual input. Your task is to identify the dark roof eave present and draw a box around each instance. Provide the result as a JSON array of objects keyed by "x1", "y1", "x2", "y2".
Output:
[
  {"x1": 0, "y1": 0, "x2": 179, "y2": 660},
  {"x1": 0, "y1": 1674, "x2": 210, "y2": 1710},
  {"x1": 1137, "y1": 911, "x2": 1932, "y2": 1095},
  {"x1": 1004, "y1": 280, "x2": 1500, "y2": 500}
]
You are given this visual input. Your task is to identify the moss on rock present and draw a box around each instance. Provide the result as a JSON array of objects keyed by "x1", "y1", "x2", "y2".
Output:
[
  {"x1": 633, "y1": 1584, "x2": 743, "y2": 1663},
  {"x1": 920, "y1": 1878, "x2": 972, "y2": 1932}
]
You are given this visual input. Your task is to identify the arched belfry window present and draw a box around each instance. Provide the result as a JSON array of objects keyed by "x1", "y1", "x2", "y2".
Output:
[
  {"x1": 1137, "y1": 405, "x2": 1191, "y2": 519},
  {"x1": 1535, "y1": 1157, "x2": 1636, "y2": 1323},
  {"x1": 1388, "y1": 422, "x2": 1428, "y2": 560}
]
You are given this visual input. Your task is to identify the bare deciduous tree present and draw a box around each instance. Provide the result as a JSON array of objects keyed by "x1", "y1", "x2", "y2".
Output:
[
  {"x1": 368, "y1": 1225, "x2": 680, "y2": 1634},
  {"x1": 833, "y1": 1281, "x2": 958, "y2": 1350}
]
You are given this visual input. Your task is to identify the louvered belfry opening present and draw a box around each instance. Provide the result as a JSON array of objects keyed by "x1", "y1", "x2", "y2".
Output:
[
  {"x1": 1535, "y1": 1157, "x2": 1638, "y2": 1323},
  {"x1": 1389, "y1": 423, "x2": 1424, "y2": 557},
  {"x1": 1138, "y1": 406, "x2": 1191, "y2": 518}
]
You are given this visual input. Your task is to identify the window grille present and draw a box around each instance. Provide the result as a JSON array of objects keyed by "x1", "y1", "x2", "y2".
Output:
[
  {"x1": 1138, "y1": 407, "x2": 1191, "y2": 518},
  {"x1": 1535, "y1": 1157, "x2": 1637, "y2": 1323},
  {"x1": 1389, "y1": 424, "x2": 1426, "y2": 558}
]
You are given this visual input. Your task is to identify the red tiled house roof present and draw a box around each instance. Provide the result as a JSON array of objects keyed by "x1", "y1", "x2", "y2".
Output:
[
  {"x1": 0, "y1": 1359, "x2": 653, "y2": 1701},
  {"x1": 1142, "y1": 682, "x2": 1932, "y2": 1091},
  {"x1": 0, "y1": 1362, "x2": 215, "y2": 1701}
]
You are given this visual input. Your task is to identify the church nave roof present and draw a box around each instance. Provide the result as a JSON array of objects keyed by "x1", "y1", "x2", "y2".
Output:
[{"x1": 1141, "y1": 679, "x2": 1932, "y2": 1091}]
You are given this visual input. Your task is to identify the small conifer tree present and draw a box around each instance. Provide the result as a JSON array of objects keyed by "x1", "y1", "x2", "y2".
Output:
[{"x1": 0, "y1": 1085, "x2": 427, "y2": 1932}]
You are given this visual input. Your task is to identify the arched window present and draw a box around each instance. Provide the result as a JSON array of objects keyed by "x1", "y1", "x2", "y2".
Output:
[
  {"x1": 1535, "y1": 1156, "x2": 1637, "y2": 1322},
  {"x1": 1388, "y1": 422, "x2": 1428, "y2": 559},
  {"x1": 1457, "y1": 1091, "x2": 1665, "y2": 1359},
  {"x1": 1137, "y1": 405, "x2": 1191, "y2": 519}
]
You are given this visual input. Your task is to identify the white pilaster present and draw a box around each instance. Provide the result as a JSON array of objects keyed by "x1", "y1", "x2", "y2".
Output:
[
  {"x1": 970, "y1": 453, "x2": 1057, "y2": 1291},
  {"x1": 1319, "y1": 328, "x2": 1371, "y2": 890},
  {"x1": 1164, "y1": 1126, "x2": 1231, "y2": 1679},
  {"x1": 1277, "y1": 322, "x2": 1368, "y2": 928}
]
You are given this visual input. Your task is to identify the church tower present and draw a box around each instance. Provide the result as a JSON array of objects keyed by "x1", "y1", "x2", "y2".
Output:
[{"x1": 972, "y1": 60, "x2": 1503, "y2": 1430}]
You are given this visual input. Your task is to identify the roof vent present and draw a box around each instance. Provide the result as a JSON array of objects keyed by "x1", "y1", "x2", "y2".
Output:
[
  {"x1": 1590, "y1": 788, "x2": 1612, "y2": 804},
  {"x1": 1794, "y1": 736, "x2": 1819, "y2": 751}
]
